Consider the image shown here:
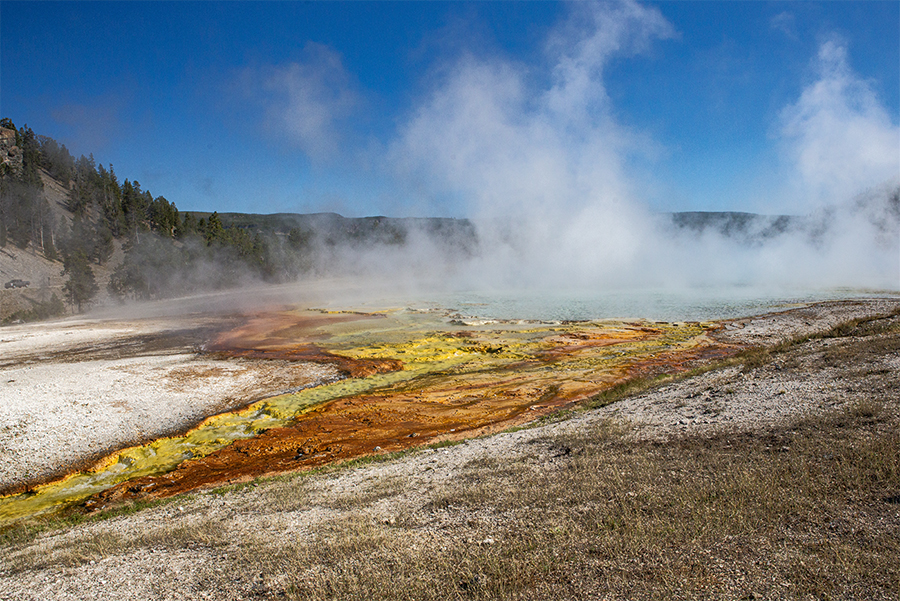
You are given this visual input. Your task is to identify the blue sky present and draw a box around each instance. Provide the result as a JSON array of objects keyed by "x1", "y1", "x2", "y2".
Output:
[{"x1": 2, "y1": 1, "x2": 897, "y2": 218}]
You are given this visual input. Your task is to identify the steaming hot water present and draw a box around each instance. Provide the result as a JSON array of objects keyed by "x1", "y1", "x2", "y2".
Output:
[
  {"x1": 328, "y1": 286, "x2": 898, "y2": 322},
  {"x1": 0, "y1": 286, "x2": 895, "y2": 524}
]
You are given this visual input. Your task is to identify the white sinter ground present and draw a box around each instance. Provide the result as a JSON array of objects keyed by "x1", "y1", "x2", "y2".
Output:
[
  {"x1": 0, "y1": 316, "x2": 340, "y2": 492},
  {"x1": 0, "y1": 297, "x2": 896, "y2": 494}
]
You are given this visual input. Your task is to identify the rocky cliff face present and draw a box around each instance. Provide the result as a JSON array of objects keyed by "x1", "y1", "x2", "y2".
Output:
[{"x1": 0, "y1": 127, "x2": 23, "y2": 178}]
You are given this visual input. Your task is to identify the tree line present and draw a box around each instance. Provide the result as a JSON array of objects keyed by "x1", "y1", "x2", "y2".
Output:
[
  {"x1": 0, "y1": 118, "x2": 276, "y2": 312},
  {"x1": 2, "y1": 119, "x2": 478, "y2": 318}
]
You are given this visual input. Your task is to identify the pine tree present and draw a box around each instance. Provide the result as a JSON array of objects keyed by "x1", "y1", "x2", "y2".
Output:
[
  {"x1": 204, "y1": 212, "x2": 225, "y2": 245},
  {"x1": 177, "y1": 212, "x2": 199, "y2": 239},
  {"x1": 94, "y1": 223, "x2": 114, "y2": 265},
  {"x1": 19, "y1": 126, "x2": 43, "y2": 189},
  {"x1": 99, "y1": 164, "x2": 125, "y2": 236},
  {"x1": 42, "y1": 219, "x2": 57, "y2": 260},
  {"x1": 62, "y1": 249, "x2": 99, "y2": 311}
]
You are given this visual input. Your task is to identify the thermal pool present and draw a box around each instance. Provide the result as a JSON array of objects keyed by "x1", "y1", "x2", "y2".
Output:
[{"x1": 0, "y1": 307, "x2": 737, "y2": 524}]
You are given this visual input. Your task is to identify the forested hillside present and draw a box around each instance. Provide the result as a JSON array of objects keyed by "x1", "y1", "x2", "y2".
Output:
[
  {"x1": 0, "y1": 119, "x2": 478, "y2": 321},
  {"x1": 0, "y1": 119, "x2": 277, "y2": 320}
]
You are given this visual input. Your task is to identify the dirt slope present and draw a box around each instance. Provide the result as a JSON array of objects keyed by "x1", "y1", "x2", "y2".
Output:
[{"x1": 0, "y1": 171, "x2": 123, "y2": 321}]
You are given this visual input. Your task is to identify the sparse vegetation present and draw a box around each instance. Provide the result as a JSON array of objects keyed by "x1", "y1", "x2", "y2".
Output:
[
  {"x1": 208, "y1": 398, "x2": 896, "y2": 601},
  {"x1": 0, "y1": 292, "x2": 65, "y2": 324},
  {"x1": 4, "y1": 397, "x2": 895, "y2": 599},
  {"x1": 1, "y1": 311, "x2": 897, "y2": 599}
]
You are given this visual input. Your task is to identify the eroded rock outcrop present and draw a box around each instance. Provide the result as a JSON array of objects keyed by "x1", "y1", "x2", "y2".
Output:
[{"x1": 0, "y1": 127, "x2": 23, "y2": 178}]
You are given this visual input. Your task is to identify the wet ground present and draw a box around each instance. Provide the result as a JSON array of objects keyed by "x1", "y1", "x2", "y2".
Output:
[
  {"x1": 16, "y1": 297, "x2": 895, "y2": 522},
  {"x1": 78, "y1": 308, "x2": 735, "y2": 512}
]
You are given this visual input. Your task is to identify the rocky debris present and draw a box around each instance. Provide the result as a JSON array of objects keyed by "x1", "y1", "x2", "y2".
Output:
[
  {"x1": 713, "y1": 298, "x2": 900, "y2": 347},
  {"x1": 0, "y1": 127, "x2": 22, "y2": 179}
]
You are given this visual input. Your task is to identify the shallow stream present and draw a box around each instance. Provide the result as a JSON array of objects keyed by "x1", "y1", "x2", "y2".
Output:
[
  {"x1": 0, "y1": 307, "x2": 719, "y2": 524},
  {"x1": 4, "y1": 287, "x2": 892, "y2": 525}
]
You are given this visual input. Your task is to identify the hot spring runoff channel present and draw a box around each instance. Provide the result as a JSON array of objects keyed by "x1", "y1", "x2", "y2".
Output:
[{"x1": 4, "y1": 291, "x2": 874, "y2": 523}]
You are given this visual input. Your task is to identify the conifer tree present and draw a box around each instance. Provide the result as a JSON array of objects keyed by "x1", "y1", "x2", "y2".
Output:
[
  {"x1": 62, "y1": 249, "x2": 98, "y2": 311},
  {"x1": 205, "y1": 212, "x2": 225, "y2": 245}
]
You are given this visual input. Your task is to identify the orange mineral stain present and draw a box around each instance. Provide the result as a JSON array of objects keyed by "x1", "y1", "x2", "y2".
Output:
[
  {"x1": 0, "y1": 309, "x2": 742, "y2": 523},
  {"x1": 83, "y1": 312, "x2": 738, "y2": 512},
  {"x1": 205, "y1": 309, "x2": 404, "y2": 377}
]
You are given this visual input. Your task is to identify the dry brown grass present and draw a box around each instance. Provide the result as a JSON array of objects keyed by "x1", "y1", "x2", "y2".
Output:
[{"x1": 222, "y1": 398, "x2": 896, "y2": 600}]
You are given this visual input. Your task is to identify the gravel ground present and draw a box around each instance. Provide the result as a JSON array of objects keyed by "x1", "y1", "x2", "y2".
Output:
[
  {"x1": 0, "y1": 297, "x2": 897, "y2": 600},
  {"x1": 713, "y1": 297, "x2": 900, "y2": 346}
]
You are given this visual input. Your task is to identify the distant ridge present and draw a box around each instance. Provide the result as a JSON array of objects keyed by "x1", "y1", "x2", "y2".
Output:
[
  {"x1": 667, "y1": 211, "x2": 801, "y2": 242},
  {"x1": 183, "y1": 211, "x2": 479, "y2": 251},
  {"x1": 185, "y1": 209, "x2": 803, "y2": 245},
  {"x1": 184, "y1": 211, "x2": 474, "y2": 233}
]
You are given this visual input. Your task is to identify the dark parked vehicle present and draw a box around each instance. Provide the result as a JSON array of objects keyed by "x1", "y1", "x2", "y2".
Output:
[{"x1": 4, "y1": 279, "x2": 30, "y2": 289}]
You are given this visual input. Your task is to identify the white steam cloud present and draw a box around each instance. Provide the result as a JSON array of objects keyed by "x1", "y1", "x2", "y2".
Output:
[
  {"x1": 391, "y1": 0, "x2": 675, "y2": 288},
  {"x1": 230, "y1": 1, "x2": 897, "y2": 296},
  {"x1": 779, "y1": 38, "x2": 900, "y2": 212},
  {"x1": 650, "y1": 35, "x2": 900, "y2": 291},
  {"x1": 247, "y1": 42, "x2": 359, "y2": 160},
  {"x1": 387, "y1": 2, "x2": 898, "y2": 292}
]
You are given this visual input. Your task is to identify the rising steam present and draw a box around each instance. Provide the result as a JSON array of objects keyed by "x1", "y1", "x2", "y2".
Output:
[
  {"x1": 155, "y1": 0, "x2": 900, "y2": 307},
  {"x1": 384, "y1": 1, "x2": 898, "y2": 292}
]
